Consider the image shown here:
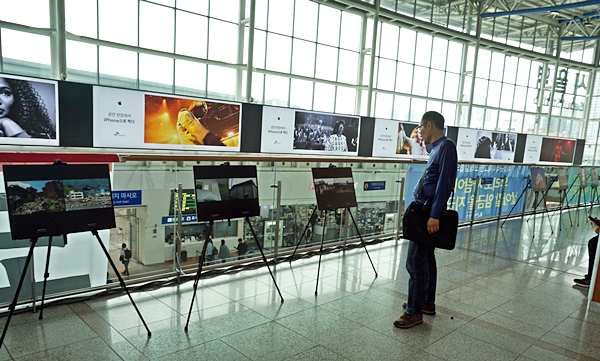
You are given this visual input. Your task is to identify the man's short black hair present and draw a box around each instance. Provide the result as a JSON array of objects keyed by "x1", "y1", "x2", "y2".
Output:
[{"x1": 422, "y1": 111, "x2": 445, "y2": 130}]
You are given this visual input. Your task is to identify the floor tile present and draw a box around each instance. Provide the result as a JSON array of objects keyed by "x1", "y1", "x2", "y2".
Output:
[{"x1": 220, "y1": 322, "x2": 317, "y2": 361}]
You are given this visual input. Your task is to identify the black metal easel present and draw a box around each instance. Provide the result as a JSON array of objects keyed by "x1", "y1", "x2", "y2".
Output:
[
  {"x1": 289, "y1": 207, "x2": 378, "y2": 295},
  {"x1": 0, "y1": 230, "x2": 151, "y2": 349},
  {"x1": 184, "y1": 219, "x2": 284, "y2": 331},
  {"x1": 501, "y1": 177, "x2": 531, "y2": 228}
]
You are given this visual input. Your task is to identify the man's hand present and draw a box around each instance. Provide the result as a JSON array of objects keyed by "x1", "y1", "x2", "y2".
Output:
[{"x1": 427, "y1": 218, "x2": 440, "y2": 234}]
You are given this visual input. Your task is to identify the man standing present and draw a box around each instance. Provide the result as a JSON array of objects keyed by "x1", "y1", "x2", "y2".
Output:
[{"x1": 394, "y1": 111, "x2": 457, "y2": 329}]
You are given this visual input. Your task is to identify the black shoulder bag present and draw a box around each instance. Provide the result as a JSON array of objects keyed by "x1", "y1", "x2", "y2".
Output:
[{"x1": 402, "y1": 176, "x2": 458, "y2": 250}]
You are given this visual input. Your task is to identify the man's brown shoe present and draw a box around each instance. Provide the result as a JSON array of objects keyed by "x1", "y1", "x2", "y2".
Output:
[{"x1": 393, "y1": 312, "x2": 423, "y2": 329}]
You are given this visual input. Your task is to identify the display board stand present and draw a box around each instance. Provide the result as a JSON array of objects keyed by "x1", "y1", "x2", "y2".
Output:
[
  {"x1": 589, "y1": 185, "x2": 599, "y2": 216},
  {"x1": 0, "y1": 231, "x2": 151, "y2": 349},
  {"x1": 557, "y1": 189, "x2": 573, "y2": 231},
  {"x1": 526, "y1": 180, "x2": 555, "y2": 239},
  {"x1": 289, "y1": 207, "x2": 377, "y2": 295},
  {"x1": 501, "y1": 178, "x2": 531, "y2": 228},
  {"x1": 184, "y1": 219, "x2": 284, "y2": 331}
]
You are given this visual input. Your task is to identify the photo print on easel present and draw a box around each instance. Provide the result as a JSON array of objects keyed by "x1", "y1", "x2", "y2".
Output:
[{"x1": 530, "y1": 167, "x2": 547, "y2": 192}]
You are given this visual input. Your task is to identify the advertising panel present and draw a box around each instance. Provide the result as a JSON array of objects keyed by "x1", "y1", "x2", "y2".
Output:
[
  {"x1": 0, "y1": 73, "x2": 59, "y2": 146},
  {"x1": 93, "y1": 86, "x2": 241, "y2": 151}
]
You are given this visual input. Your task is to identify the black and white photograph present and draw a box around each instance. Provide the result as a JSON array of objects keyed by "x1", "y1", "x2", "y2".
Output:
[
  {"x1": 0, "y1": 73, "x2": 58, "y2": 144},
  {"x1": 490, "y1": 132, "x2": 517, "y2": 160},
  {"x1": 293, "y1": 111, "x2": 359, "y2": 152}
]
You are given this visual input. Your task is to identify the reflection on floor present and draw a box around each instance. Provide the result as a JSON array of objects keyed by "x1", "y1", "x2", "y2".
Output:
[{"x1": 1, "y1": 208, "x2": 600, "y2": 360}]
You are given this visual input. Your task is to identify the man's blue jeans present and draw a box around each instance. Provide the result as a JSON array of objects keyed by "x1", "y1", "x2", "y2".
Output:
[{"x1": 405, "y1": 240, "x2": 436, "y2": 315}]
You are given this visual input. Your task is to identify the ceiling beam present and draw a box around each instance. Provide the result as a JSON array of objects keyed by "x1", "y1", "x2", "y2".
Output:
[{"x1": 481, "y1": 0, "x2": 600, "y2": 18}]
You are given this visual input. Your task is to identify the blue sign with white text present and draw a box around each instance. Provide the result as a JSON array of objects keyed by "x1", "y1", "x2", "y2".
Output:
[
  {"x1": 112, "y1": 190, "x2": 142, "y2": 206},
  {"x1": 162, "y1": 215, "x2": 198, "y2": 224},
  {"x1": 364, "y1": 181, "x2": 386, "y2": 191}
]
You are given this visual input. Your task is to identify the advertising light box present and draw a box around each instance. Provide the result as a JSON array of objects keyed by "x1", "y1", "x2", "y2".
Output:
[
  {"x1": 0, "y1": 73, "x2": 59, "y2": 146},
  {"x1": 93, "y1": 86, "x2": 241, "y2": 151}
]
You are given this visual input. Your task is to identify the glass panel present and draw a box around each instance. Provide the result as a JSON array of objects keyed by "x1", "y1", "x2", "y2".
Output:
[
  {"x1": 584, "y1": 144, "x2": 596, "y2": 165},
  {"x1": 473, "y1": 78, "x2": 488, "y2": 105},
  {"x1": 99, "y1": 0, "x2": 138, "y2": 46},
  {"x1": 517, "y1": 59, "x2": 531, "y2": 86},
  {"x1": 175, "y1": 11, "x2": 208, "y2": 59},
  {"x1": 426, "y1": 100, "x2": 441, "y2": 113},
  {"x1": 66, "y1": 40, "x2": 97, "y2": 73},
  {"x1": 139, "y1": 54, "x2": 173, "y2": 88},
  {"x1": 475, "y1": 49, "x2": 491, "y2": 79},
  {"x1": 206, "y1": 65, "x2": 236, "y2": 100},
  {"x1": 2, "y1": 30, "x2": 51, "y2": 66},
  {"x1": 266, "y1": 33, "x2": 292, "y2": 73},
  {"x1": 513, "y1": 86, "x2": 527, "y2": 111},
  {"x1": 208, "y1": 19, "x2": 238, "y2": 63},
  {"x1": 251, "y1": 73, "x2": 264, "y2": 103},
  {"x1": 523, "y1": 114, "x2": 536, "y2": 133},
  {"x1": 264, "y1": 74, "x2": 290, "y2": 107},
  {"x1": 442, "y1": 103, "x2": 456, "y2": 126},
  {"x1": 337, "y1": 50, "x2": 359, "y2": 85},
  {"x1": 525, "y1": 87, "x2": 539, "y2": 113},
  {"x1": 379, "y1": 23, "x2": 399, "y2": 60},
  {"x1": 443, "y1": 72, "x2": 459, "y2": 101},
  {"x1": 339, "y1": 12, "x2": 362, "y2": 52},
  {"x1": 377, "y1": 58, "x2": 396, "y2": 91},
  {"x1": 499, "y1": 83, "x2": 514, "y2": 109},
  {"x1": 315, "y1": 45, "x2": 338, "y2": 82},
  {"x1": 428, "y1": 69, "x2": 444, "y2": 99},
  {"x1": 412, "y1": 66, "x2": 429, "y2": 97},
  {"x1": 313, "y1": 83, "x2": 335, "y2": 113},
  {"x1": 139, "y1": 3, "x2": 175, "y2": 53},
  {"x1": 65, "y1": 0, "x2": 97, "y2": 38},
  {"x1": 294, "y1": 0, "x2": 318, "y2": 42},
  {"x1": 470, "y1": 107, "x2": 485, "y2": 129},
  {"x1": 99, "y1": 46, "x2": 137, "y2": 79},
  {"x1": 175, "y1": 59, "x2": 206, "y2": 96},
  {"x1": 410, "y1": 98, "x2": 426, "y2": 122},
  {"x1": 289, "y1": 79, "x2": 313, "y2": 110},
  {"x1": 317, "y1": 5, "x2": 341, "y2": 47},
  {"x1": 374, "y1": 92, "x2": 393, "y2": 119},
  {"x1": 398, "y1": 28, "x2": 416, "y2": 64},
  {"x1": 254, "y1": 0, "x2": 268, "y2": 30},
  {"x1": 414, "y1": 33, "x2": 432, "y2": 67},
  {"x1": 498, "y1": 111, "x2": 511, "y2": 132},
  {"x1": 503, "y1": 55, "x2": 518, "y2": 84},
  {"x1": 393, "y1": 95, "x2": 410, "y2": 120},
  {"x1": 177, "y1": 0, "x2": 208, "y2": 14},
  {"x1": 446, "y1": 41, "x2": 463, "y2": 73},
  {"x1": 335, "y1": 86, "x2": 356, "y2": 115},
  {"x1": 0, "y1": 0, "x2": 50, "y2": 27},
  {"x1": 253, "y1": 30, "x2": 267, "y2": 68},
  {"x1": 486, "y1": 81, "x2": 502, "y2": 107},
  {"x1": 483, "y1": 109, "x2": 498, "y2": 130},
  {"x1": 430, "y1": 38, "x2": 447, "y2": 71},
  {"x1": 509, "y1": 113, "x2": 523, "y2": 133},
  {"x1": 292, "y1": 39, "x2": 316, "y2": 77},
  {"x1": 529, "y1": 61, "x2": 543, "y2": 88},
  {"x1": 209, "y1": 0, "x2": 239, "y2": 23},
  {"x1": 395, "y1": 62, "x2": 413, "y2": 94},
  {"x1": 538, "y1": 116, "x2": 548, "y2": 135},
  {"x1": 489, "y1": 52, "x2": 504, "y2": 82},
  {"x1": 268, "y1": 0, "x2": 294, "y2": 36}
]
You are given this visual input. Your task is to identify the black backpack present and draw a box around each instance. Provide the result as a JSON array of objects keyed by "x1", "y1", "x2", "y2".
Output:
[{"x1": 124, "y1": 249, "x2": 132, "y2": 259}]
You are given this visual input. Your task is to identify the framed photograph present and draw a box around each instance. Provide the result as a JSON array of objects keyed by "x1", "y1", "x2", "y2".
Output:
[
  {"x1": 530, "y1": 167, "x2": 547, "y2": 192},
  {"x1": 312, "y1": 167, "x2": 357, "y2": 210},
  {"x1": 557, "y1": 168, "x2": 568, "y2": 190}
]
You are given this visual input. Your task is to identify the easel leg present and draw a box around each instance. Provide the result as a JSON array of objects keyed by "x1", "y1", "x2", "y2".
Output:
[
  {"x1": 314, "y1": 211, "x2": 328, "y2": 295},
  {"x1": 39, "y1": 236, "x2": 53, "y2": 320},
  {"x1": 184, "y1": 221, "x2": 212, "y2": 331},
  {"x1": 346, "y1": 208, "x2": 378, "y2": 277},
  {"x1": 289, "y1": 207, "x2": 317, "y2": 263},
  {"x1": 92, "y1": 231, "x2": 151, "y2": 337},
  {"x1": 0, "y1": 238, "x2": 38, "y2": 349},
  {"x1": 501, "y1": 179, "x2": 531, "y2": 228},
  {"x1": 245, "y1": 217, "x2": 284, "y2": 302}
]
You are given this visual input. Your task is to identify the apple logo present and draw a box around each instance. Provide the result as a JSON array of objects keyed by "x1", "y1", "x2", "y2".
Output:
[{"x1": 118, "y1": 101, "x2": 122, "y2": 105}]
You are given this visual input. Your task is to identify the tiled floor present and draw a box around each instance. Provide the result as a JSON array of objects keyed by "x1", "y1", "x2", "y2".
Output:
[{"x1": 1, "y1": 208, "x2": 600, "y2": 360}]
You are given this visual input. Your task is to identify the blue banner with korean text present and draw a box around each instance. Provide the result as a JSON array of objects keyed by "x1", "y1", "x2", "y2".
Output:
[
  {"x1": 405, "y1": 164, "x2": 529, "y2": 222},
  {"x1": 112, "y1": 190, "x2": 142, "y2": 206}
]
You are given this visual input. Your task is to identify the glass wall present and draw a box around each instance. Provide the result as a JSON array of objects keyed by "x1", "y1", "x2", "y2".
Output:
[{"x1": 1, "y1": 0, "x2": 596, "y2": 146}]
